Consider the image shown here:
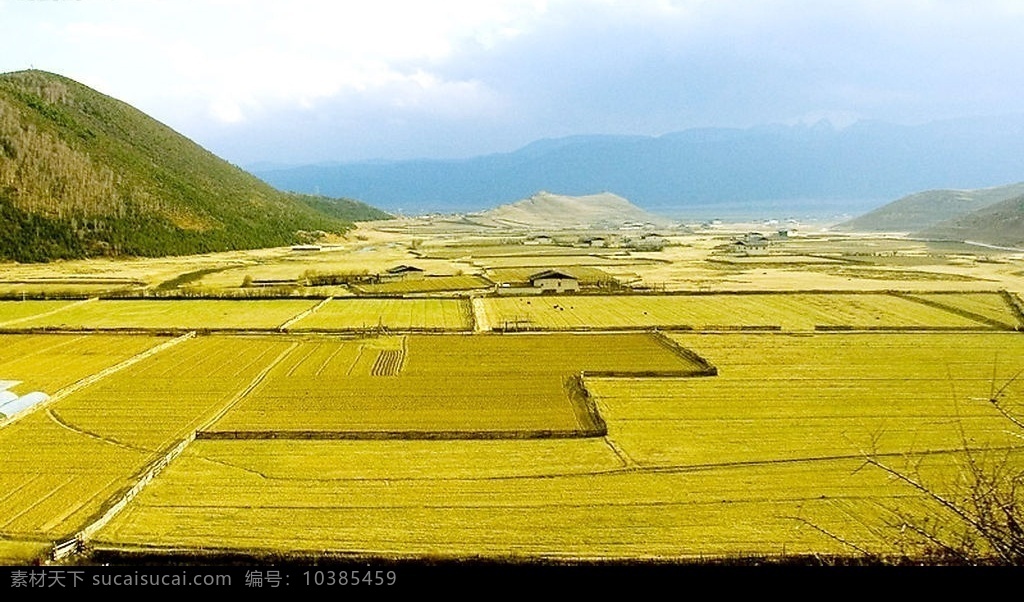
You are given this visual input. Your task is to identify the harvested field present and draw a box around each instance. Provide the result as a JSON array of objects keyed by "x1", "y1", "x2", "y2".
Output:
[
  {"x1": 483, "y1": 293, "x2": 995, "y2": 331},
  {"x1": 10, "y1": 300, "x2": 318, "y2": 331},
  {"x1": 478, "y1": 255, "x2": 647, "y2": 269},
  {"x1": 424, "y1": 245, "x2": 612, "y2": 259},
  {"x1": 709, "y1": 255, "x2": 842, "y2": 265},
  {"x1": 352, "y1": 275, "x2": 492, "y2": 295},
  {"x1": 287, "y1": 298, "x2": 472, "y2": 331}
]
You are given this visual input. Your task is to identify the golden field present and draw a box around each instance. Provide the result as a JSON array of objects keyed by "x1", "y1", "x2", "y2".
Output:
[
  {"x1": 207, "y1": 332, "x2": 705, "y2": 435},
  {"x1": 482, "y1": 292, "x2": 1014, "y2": 331},
  {"x1": 5, "y1": 299, "x2": 319, "y2": 331},
  {"x1": 88, "y1": 331, "x2": 1024, "y2": 560},
  {"x1": 286, "y1": 298, "x2": 473, "y2": 331},
  {"x1": 0, "y1": 222, "x2": 1022, "y2": 564}
]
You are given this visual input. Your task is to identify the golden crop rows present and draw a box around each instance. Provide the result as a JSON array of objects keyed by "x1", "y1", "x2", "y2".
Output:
[
  {"x1": 12, "y1": 299, "x2": 319, "y2": 330},
  {"x1": 209, "y1": 333, "x2": 702, "y2": 435},
  {"x1": 0, "y1": 335, "x2": 293, "y2": 543},
  {"x1": 287, "y1": 298, "x2": 473, "y2": 331},
  {"x1": 92, "y1": 332, "x2": 1024, "y2": 559},
  {"x1": 0, "y1": 334, "x2": 160, "y2": 394},
  {"x1": 906, "y1": 292, "x2": 1021, "y2": 328},
  {"x1": 483, "y1": 293, "x2": 996, "y2": 331}
]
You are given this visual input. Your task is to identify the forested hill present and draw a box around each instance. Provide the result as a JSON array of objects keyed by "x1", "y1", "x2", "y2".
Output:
[{"x1": 0, "y1": 70, "x2": 388, "y2": 262}]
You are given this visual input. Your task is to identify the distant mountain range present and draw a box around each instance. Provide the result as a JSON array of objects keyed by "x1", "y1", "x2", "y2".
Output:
[
  {"x1": 0, "y1": 70, "x2": 388, "y2": 262},
  {"x1": 254, "y1": 117, "x2": 1024, "y2": 217}
]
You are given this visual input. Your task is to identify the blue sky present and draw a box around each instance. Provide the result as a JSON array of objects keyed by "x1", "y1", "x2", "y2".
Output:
[{"x1": 2, "y1": 0, "x2": 1023, "y2": 165}]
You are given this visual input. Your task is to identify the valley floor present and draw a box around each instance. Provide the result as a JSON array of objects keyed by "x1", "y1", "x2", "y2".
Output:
[{"x1": 1, "y1": 221, "x2": 1022, "y2": 565}]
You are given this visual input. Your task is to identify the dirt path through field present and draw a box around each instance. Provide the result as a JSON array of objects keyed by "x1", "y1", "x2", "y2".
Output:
[
  {"x1": 0, "y1": 332, "x2": 195, "y2": 429},
  {"x1": 0, "y1": 297, "x2": 97, "y2": 328},
  {"x1": 61, "y1": 341, "x2": 301, "y2": 560},
  {"x1": 471, "y1": 297, "x2": 490, "y2": 331},
  {"x1": 278, "y1": 296, "x2": 333, "y2": 331}
]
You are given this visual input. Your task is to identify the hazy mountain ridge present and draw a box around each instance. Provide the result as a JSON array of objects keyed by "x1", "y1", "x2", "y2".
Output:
[
  {"x1": 255, "y1": 116, "x2": 1024, "y2": 216},
  {"x1": 0, "y1": 70, "x2": 388, "y2": 262},
  {"x1": 834, "y1": 182, "x2": 1024, "y2": 232}
]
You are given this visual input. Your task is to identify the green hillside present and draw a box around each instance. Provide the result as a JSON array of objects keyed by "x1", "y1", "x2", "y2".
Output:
[
  {"x1": 834, "y1": 182, "x2": 1024, "y2": 232},
  {"x1": 0, "y1": 70, "x2": 388, "y2": 262},
  {"x1": 917, "y1": 195, "x2": 1024, "y2": 248}
]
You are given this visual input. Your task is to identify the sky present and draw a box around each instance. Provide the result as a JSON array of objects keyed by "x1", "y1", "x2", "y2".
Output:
[{"x1": 2, "y1": 0, "x2": 1023, "y2": 166}]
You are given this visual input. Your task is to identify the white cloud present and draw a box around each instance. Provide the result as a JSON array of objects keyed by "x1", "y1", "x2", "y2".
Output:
[{"x1": 3, "y1": 0, "x2": 1024, "y2": 162}]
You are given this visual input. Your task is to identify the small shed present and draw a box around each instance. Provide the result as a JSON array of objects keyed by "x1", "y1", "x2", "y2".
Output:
[
  {"x1": 528, "y1": 269, "x2": 580, "y2": 293},
  {"x1": 585, "y1": 237, "x2": 607, "y2": 248},
  {"x1": 383, "y1": 265, "x2": 426, "y2": 281}
]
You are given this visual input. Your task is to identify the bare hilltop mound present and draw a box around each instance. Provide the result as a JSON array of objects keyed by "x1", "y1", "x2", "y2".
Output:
[
  {"x1": 478, "y1": 191, "x2": 671, "y2": 229},
  {"x1": 835, "y1": 182, "x2": 1024, "y2": 233}
]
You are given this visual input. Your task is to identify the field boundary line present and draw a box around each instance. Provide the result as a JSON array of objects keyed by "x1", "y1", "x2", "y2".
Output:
[
  {"x1": 0, "y1": 297, "x2": 98, "y2": 328},
  {"x1": 196, "y1": 341, "x2": 300, "y2": 433},
  {"x1": 195, "y1": 428, "x2": 603, "y2": 441},
  {"x1": 278, "y1": 297, "x2": 332, "y2": 331},
  {"x1": 1000, "y1": 290, "x2": 1024, "y2": 329},
  {"x1": 891, "y1": 292, "x2": 1014, "y2": 329},
  {"x1": 0, "y1": 332, "x2": 196, "y2": 430},
  {"x1": 45, "y1": 408, "x2": 151, "y2": 454},
  {"x1": 642, "y1": 444, "x2": 1024, "y2": 475},
  {"x1": 57, "y1": 340, "x2": 300, "y2": 561},
  {"x1": 603, "y1": 436, "x2": 638, "y2": 469}
]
